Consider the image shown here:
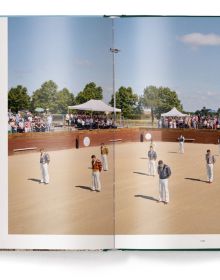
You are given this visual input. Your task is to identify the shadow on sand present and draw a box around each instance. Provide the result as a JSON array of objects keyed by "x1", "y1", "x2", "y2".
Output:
[
  {"x1": 134, "y1": 194, "x2": 158, "y2": 202},
  {"x1": 184, "y1": 177, "x2": 209, "y2": 183},
  {"x1": 168, "y1": 152, "x2": 179, "y2": 154},
  {"x1": 28, "y1": 178, "x2": 41, "y2": 183},
  {"x1": 75, "y1": 185, "x2": 92, "y2": 191},
  {"x1": 140, "y1": 157, "x2": 148, "y2": 160},
  {"x1": 133, "y1": 171, "x2": 150, "y2": 176}
]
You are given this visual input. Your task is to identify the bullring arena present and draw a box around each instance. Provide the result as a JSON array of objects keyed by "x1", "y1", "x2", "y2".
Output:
[{"x1": 8, "y1": 128, "x2": 220, "y2": 235}]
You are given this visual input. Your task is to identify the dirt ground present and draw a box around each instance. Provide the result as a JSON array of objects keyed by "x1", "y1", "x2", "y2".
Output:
[
  {"x1": 8, "y1": 146, "x2": 114, "y2": 235},
  {"x1": 115, "y1": 142, "x2": 220, "y2": 234},
  {"x1": 9, "y1": 141, "x2": 220, "y2": 235}
]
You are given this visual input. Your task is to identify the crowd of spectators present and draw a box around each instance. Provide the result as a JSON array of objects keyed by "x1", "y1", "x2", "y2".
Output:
[
  {"x1": 158, "y1": 115, "x2": 220, "y2": 129},
  {"x1": 9, "y1": 110, "x2": 219, "y2": 133},
  {"x1": 8, "y1": 111, "x2": 53, "y2": 133},
  {"x1": 65, "y1": 113, "x2": 117, "y2": 129},
  {"x1": 8, "y1": 111, "x2": 117, "y2": 133}
]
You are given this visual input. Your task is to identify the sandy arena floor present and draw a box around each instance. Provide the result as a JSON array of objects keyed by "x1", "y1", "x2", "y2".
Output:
[{"x1": 9, "y1": 141, "x2": 220, "y2": 235}]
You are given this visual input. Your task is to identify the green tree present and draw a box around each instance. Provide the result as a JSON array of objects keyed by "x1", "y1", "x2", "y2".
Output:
[
  {"x1": 142, "y1": 86, "x2": 160, "y2": 124},
  {"x1": 31, "y1": 80, "x2": 58, "y2": 112},
  {"x1": 8, "y1": 85, "x2": 31, "y2": 113},
  {"x1": 53, "y1": 88, "x2": 75, "y2": 114},
  {"x1": 109, "y1": 86, "x2": 139, "y2": 119},
  {"x1": 201, "y1": 106, "x2": 209, "y2": 116},
  {"x1": 133, "y1": 96, "x2": 144, "y2": 118},
  {"x1": 155, "y1": 87, "x2": 183, "y2": 117},
  {"x1": 75, "y1": 82, "x2": 103, "y2": 104}
]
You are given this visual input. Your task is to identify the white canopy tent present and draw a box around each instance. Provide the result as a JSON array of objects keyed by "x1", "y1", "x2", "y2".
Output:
[
  {"x1": 161, "y1": 107, "x2": 188, "y2": 117},
  {"x1": 68, "y1": 99, "x2": 121, "y2": 113}
]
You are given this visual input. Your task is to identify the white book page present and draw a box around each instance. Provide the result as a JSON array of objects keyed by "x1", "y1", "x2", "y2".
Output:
[
  {"x1": 0, "y1": 17, "x2": 114, "y2": 250},
  {"x1": 114, "y1": 16, "x2": 220, "y2": 250}
]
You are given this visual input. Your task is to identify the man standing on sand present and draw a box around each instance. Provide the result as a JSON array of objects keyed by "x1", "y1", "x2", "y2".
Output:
[
  {"x1": 157, "y1": 160, "x2": 171, "y2": 205},
  {"x1": 40, "y1": 148, "x2": 50, "y2": 184},
  {"x1": 147, "y1": 146, "x2": 157, "y2": 176},
  {"x1": 178, "y1": 134, "x2": 185, "y2": 154},
  {"x1": 205, "y1": 149, "x2": 216, "y2": 183},
  {"x1": 100, "y1": 143, "x2": 109, "y2": 171},
  {"x1": 91, "y1": 155, "x2": 102, "y2": 192}
]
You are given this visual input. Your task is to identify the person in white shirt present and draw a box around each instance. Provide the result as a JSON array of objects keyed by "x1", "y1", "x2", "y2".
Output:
[
  {"x1": 178, "y1": 135, "x2": 185, "y2": 154},
  {"x1": 40, "y1": 148, "x2": 50, "y2": 184},
  {"x1": 148, "y1": 146, "x2": 157, "y2": 176},
  {"x1": 205, "y1": 149, "x2": 216, "y2": 183}
]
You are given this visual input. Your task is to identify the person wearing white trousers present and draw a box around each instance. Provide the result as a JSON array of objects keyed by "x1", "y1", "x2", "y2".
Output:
[
  {"x1": 179, "y1": 135, "x2": 185, "y2": 154},
  {"x1": 101, "y1": 154, "x2": 108, "y2": 171},
  {"x1": 91, "y1": 155, "x2": 102, "y2": 191},
  {"x1": 40, "y1": 148, "x2": 50, "y2": 184},
  {"x1": 91, "y1": 171, "x2": 101, "y2": 191},
  {"x1": 100, "y1": 143, "x2": 109, "y2": 171},
  {"x1": 159, "y1": 178, "x2": 169, "y2": 203},
  {"x1": 206, "y1": 149, "x2": 216, "y2": 183},
  {"x1": 148, "y1": 160, "x2": 156, "y2": 176},
  {"x1": 157, "y1": 160, "x2": 171, "y2": 204},
  {"x1": 148, "y1": 147, "x2": 157, "y2": 176}
]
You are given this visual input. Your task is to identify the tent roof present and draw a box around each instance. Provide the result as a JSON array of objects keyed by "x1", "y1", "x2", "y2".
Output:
[
  {"x1": 161, "y1": 107, "x2": 188, "y2": 117},
  {"x1": 68, "y1": 99, "x2": 121, "y2": 112}
]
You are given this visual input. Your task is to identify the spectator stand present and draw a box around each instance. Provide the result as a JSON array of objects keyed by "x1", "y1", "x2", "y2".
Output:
[{"x1": 67, "y1": 99, "x2": 121, "y2": 130}]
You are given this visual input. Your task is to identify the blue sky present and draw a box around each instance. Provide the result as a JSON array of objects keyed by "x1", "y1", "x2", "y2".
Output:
[{"x1": 9, "y1": 16, "x2": 220, "y2": 111}]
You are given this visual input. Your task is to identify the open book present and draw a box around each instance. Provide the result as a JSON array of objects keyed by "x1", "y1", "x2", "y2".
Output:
[{"x1": 1, "y1": 16, "x2": 220, "y2": 250}]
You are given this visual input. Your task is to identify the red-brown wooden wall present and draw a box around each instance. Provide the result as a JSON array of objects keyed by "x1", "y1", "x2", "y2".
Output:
[{"x1": 8, "y1": 128, "x2": 220, "y2": 155}]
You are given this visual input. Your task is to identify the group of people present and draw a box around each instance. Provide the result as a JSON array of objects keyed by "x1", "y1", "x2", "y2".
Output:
[
  {"x1": 158, "y1": 115, "x2": 220, "y2": 130},
  {"x1": 8, "y1": 111, "x2": 53, "y2": 133},
  {"x1": 147, "y1": 135, "x2": 220, "y2": 205},
  {"x1": 39, "y1": 135, "x2": 220, "y2": 205},
  {"x1": 39, "y1": 143, "x2": 109, "y2": 192},
  {"x1": 65, "y1": 113, "x2": 116, "y2": 130}
]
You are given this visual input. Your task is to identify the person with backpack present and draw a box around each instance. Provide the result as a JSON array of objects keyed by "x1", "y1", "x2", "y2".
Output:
[
  {"x1": 157, "y1": 160, "x2": 171, "y2": 204},
  {"x1": 91, "y1": 155, "x2": 102, "y2": 192},
  {"x1": 205, "y1": 149, "x2": 216, "y2": 183}
]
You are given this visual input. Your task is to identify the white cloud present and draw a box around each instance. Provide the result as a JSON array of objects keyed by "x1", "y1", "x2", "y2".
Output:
[
  {"x1": 74, "y1": 58, "x2": 92, "y2": 67},
  {"x1": 178, "y1": 33, "x2": 220, "y2": 47},
  {"x1": 207, "y1": 91, "x2": 217, "y2": 96}
]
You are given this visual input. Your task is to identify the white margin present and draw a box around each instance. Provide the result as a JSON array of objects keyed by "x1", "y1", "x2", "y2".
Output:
[{"x1": 115, "y1": 235, "x2": 220, "y2": 250}]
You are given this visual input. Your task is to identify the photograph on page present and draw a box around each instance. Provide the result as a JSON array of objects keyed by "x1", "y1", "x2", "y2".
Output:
[
  {"x1": 113, "y1": 17, "x2": 220, "y2": 237},
  {"x1": 7, "y1": 16, "x2": 116, "y2": 237}
]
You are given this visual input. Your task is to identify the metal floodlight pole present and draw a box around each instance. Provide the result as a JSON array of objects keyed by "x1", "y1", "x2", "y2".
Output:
[
  {"x1": 112, "y1": 18, "x2": 116, "y2": 123},
  {"x1": 109, "y1": 16, "x2": 120, "y2": 125}
]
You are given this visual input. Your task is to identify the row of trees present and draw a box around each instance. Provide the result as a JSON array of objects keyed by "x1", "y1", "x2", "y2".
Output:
[
  {"x1": 8, "y1": 81, "x2": 102, "y2": 114},
  {"x1": 8, "y1": 80, "x2": 186, "y2": 120},
  {"x1": 195, "y1": 107, "x2": 220, "y2": 116}
]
